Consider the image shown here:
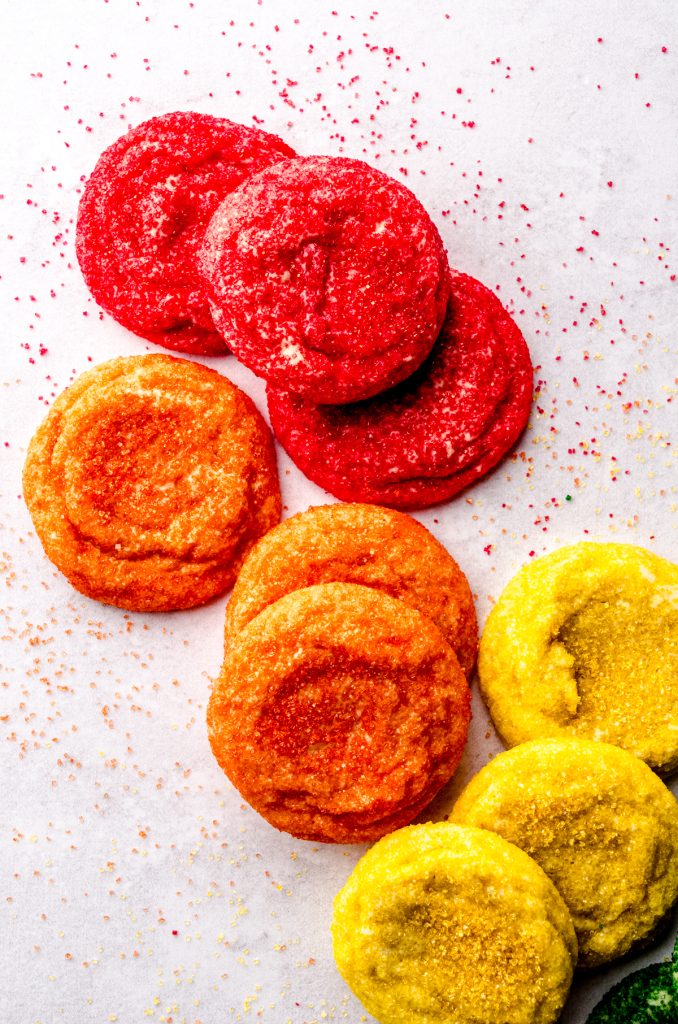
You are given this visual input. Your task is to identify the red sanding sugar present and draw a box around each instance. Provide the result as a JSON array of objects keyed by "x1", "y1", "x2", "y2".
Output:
[
  {"x1": 200, "y1": 155, "x2": 450, "y2": 402},
  {"x1": 268, "y1": 271, "x2": 533, "y2": 509},
  {"x1": 76, "y1": 111, "x2": 294, "y2": 355}
]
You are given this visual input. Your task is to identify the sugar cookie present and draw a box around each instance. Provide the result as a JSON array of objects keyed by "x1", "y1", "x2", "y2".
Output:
[
  {"x1": 76, "y1": 112, "x2": 294, "y2": 354},
  {"x1": 332, "y1": 821, "x2": 577, "y2": 1024},
  {"x1": 225, "y1": 502, "x2": 478, "y2": 677},
  {"x1": 268, "y1": 271, "x2": 532, "y2": 508},
  {"x1": 452, "y1": 738, "x2": 678, "y2": 966},
  {"x1": 478, "y1": 543, "x2": 678, "y2": 773},
  {"x1": 201, "y1": 155, "x2": 449, "y2": 402},
  {"x1": 23, "y1": 355, "x2": 281, "y2": 610},
  {"x1": 209, "y1": 583, "x2": 470, "y2": 843}
]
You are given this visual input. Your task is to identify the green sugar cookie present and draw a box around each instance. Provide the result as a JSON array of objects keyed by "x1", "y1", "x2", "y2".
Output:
[{"x1": 587, "y1": 961, "x2": 676, "y2": 1023}]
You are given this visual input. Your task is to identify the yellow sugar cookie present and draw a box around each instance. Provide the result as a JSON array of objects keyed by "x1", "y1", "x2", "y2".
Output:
[
  {"x1": 452, "y1": 738, "x2": 678, "y2": 966},
  {"x1": 478, "y1": 542, "x2": 678, "y2": 773},
  {"x1": 332, "y1": 821, "x2": 577, "y2": 1024}
]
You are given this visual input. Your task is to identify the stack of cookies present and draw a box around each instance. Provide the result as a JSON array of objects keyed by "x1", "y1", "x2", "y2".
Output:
[
  {"x1": 331, "y1": 739, "x2": 678, "y2": 1024},
  {"x1": 207, "y1": 503, "x2": 477, "y2": 843},
  {"x1": 23, "y1": 116, "x2": 486, "y2": 840},
  {"x1": 75, "y1": 110, "x2": 534, "y2": 511}
]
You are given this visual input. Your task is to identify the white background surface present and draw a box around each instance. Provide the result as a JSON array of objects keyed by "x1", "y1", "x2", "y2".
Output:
[{"x1": 1, "y1": 1, "x2": 676, "y2": 1022}]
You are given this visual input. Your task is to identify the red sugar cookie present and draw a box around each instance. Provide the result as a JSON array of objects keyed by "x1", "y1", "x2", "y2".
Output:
[
  {"x1": 268, "y1": 271, "x2": 533, "y2": 509},
  {"x1": 200, "y1": 155, "x2": 450, "y2": 402},
  {"x1": 76, "y1": 112, "x2": 295, "y2": 355}
]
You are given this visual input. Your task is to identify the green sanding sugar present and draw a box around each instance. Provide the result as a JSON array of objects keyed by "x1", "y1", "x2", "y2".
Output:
[
  {"x1": 587, "y1": 961, "x2": 676, "y2": 1023},
  {"x1": 672, "y1": 936, "x2": 678, "y2": 1003}
]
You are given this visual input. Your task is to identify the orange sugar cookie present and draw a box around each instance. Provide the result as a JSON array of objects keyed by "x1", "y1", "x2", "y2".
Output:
[
  {"x1": 209, "y1": 582, "x2": 471, "y2": 843},
  {"x1": 23, "y1": 354, "x2": 281, "y2": 611},
  {"x1": 225, "y1": 502, "x2": 478, "y2": 677}
]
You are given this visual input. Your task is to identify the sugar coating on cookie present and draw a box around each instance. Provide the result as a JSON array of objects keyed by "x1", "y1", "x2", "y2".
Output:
[
  {"x1": 200, "y1": 155, "x2": 450, "y2": 403},
  {"x1": 268, "y1": 270, "x2": 533, "y2": 509},
  {"x1": 332, "y1": 822, "x2": 577, "y2": 1024},
  {"x1": 452, "y1": 738, "x2": 678, "y2": 967},
  {"x1": 76, "y1": 112, "x2": 294, "y2": 355},
  {"x1": 208, "y1": 583, "x2": 470, "y2": 843},
  {"x1": 23, "y1": 355, "x2": 281, "y2": 611},
  {"x1": 478, "y1": 542, "x2": 678, "y2": 773},
  {"x1": 586, "y1": 961, "x2": 676, "y2": 1023},
  {"x1": 224, "y1": 502, "x2": 478, "y2": 677}
]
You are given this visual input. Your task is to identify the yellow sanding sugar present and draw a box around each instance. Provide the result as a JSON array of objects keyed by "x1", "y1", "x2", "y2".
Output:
[
  {"x1": 478, "y1": 542, "x2": 678, "y2": 773},
  {"x1": 331, "y1": 822, "x2": 577, "y2": 1024}
]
